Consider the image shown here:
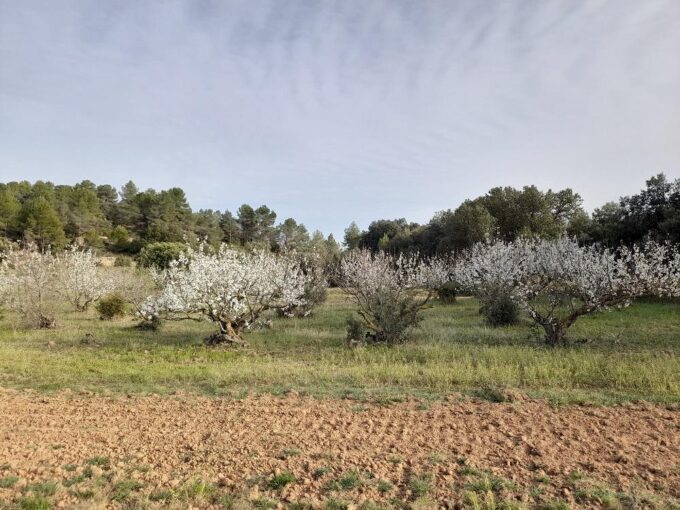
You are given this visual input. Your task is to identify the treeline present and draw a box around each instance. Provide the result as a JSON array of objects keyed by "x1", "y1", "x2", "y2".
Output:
[
  {"x1": 1, "y1": 173, "x2": 677, "y2": 257},
  {"x1": 0, "y1": 180, "x2": 340, "y2": 257},
  {"x1": 344, "y1": 173, "x2": 680, "y2": 254}
]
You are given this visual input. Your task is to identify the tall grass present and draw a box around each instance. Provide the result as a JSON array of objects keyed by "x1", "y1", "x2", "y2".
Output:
[{"x1": 0, "y1": 290, "x2": 677, "y2": 403}]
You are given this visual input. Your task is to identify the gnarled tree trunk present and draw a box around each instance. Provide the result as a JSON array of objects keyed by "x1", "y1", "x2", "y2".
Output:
[{"x1": 205, "y1": 320, "x2": 247, "y2": 347}]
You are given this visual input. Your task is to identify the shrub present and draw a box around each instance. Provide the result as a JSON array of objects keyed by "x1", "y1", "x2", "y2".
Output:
[
  {"x1": 137, "y1": 242, "x2": 187, "y2": 270},
  {"x1": 95, "y1": 293, "x2": 127, "y2": 320},
  {"x1": 346, "y1": 315, "x2": 367, "y2": 344},
  {"x1": 113, "y1": 255, "x2": 132, "y2": 267},
  {"x1": 338, "y1": 250, "x2": 447, "y2": 344},
  {"x1": 135, "y1": 315, "x2": 163, "y2": 331},
  {"x1": 478, "y1": 287, "x2": 520, "y2": 326},
  {"x1": 436, "y1": 281, "x2": 458, "y2": 303}
]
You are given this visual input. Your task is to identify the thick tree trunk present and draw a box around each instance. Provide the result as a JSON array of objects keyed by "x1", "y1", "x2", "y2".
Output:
[
  {"x1": 37, "y1": 314, "x2": 56, "y2": 329},
  {"x1": 205, "y1": 320, "x2": 247, "y2": 347},
  {"x1": 542, "y1": 320, "x2": 569, "y2": 346}
]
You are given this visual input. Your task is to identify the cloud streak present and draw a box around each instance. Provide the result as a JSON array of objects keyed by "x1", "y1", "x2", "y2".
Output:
[{"x1": 1, "y1": 0, "x2": 679, "y2": 236}]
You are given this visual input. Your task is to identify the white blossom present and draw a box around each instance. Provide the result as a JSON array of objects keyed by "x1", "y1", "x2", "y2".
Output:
[
  {"x1": 454, "y1": 238, "x2": 680, "y2": 344},
  {"x1": 55, "y1": 245, "x2": 116, "y2": 312},
  {"x1": 338, "y1": 250, "x2": 448, "y2": 343},
  {"x1": 0, "y1": 244, "x2": 59, "y2": 328},
  {"x1": 141, "y1": 243, "x2": 314, "y2": 342}
]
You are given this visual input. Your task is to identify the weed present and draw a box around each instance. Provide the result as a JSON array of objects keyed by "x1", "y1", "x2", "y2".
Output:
[
  {"x1": 325, "y1": 498, "x2": 349, "y2": 510},
  {"x1": 71, "y1": 488, "x2": 95, "y2": 500},
  {"x1": 359, "y1": 502, "x2": 391, "y2": 510},
  {"x1": 0, "y1": 476, "x2": 19, "y2": 488},
  {"x1": 567, "y1": 470, "x2": 585, "y2": 483},
  {"x1": 62, "y1": 474, "x2": 88, "y2": 487},
  {"x1": 461, "y1": 465, "x2": 482, "y2": 477},
  {"x1": 253, "y1": 498, "x2": 277, "y2": 510},
  {"x1": 409, "y1": 473, "x2": 433, "y2": 499},
  {"x1": 575, "y1": 487, "x2": 623, "y2": 509},
  {"x1": 338, "y1": 472, "x2": 362, "y2": 490},
  {"x1": 277, "y1": 447, "x2": 302, "y2": 459},
  {"x1": 17, "y1": 496, "x2": 51, "y2": 510},
  {"x1": 538, "y1": 500, "x2": 570, "y2": 510},
  {"x1": 179, "y1": 479, "x2": 215, "y2": 500},
  {"x1": 85, "y1": 456, "x2": 110, "y2": 468},
  {"x1": 149, "y1": 490, "x2": 173, "y2": 502},
  {"x1": 426, "y1": 452, "x2": 446, "y2": 465},
  {"x1": 267, "y1": 471, "x2": 296, "y2": 490},
  {"x1": 24, "y1": 482, "x2": 58, "y2": 497},
  {"x1": 376, "y1": 479, "x2": 393, "y2": 494},
  {"x1": 313, "y1": 466, "x2": 331, "y2": 479},
  {"x1": 111, "y1": 479, "x2": 142, "y2": 501}
]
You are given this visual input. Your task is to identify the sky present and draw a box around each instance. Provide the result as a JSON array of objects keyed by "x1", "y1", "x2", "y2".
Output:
[{"x1": 1, "y1": 0, "x2": 679, "y2": 238}]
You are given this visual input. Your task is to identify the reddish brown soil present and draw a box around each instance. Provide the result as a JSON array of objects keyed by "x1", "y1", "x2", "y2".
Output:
[{"x1": 0, "y1": 389, "x2": 678, "y2": 508}]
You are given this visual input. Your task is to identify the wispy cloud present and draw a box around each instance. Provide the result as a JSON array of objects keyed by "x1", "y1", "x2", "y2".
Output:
[{"x1": 1, "y1": 0, "x2": 679, "y2": 236}]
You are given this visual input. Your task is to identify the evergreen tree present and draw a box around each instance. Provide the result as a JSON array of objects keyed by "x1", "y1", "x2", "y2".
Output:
[
  {"x1": 18, "y1": 196, "x2": 67, "y2": 249},
  {"x1": 343, "y1": 221, "x2": 362, "y2": 250},
  {"x1": 0, "y1": 188, "x2": 21, "y2": 237}
]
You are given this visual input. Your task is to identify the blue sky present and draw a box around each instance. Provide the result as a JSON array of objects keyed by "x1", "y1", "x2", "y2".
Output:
[{"x1": 1, "y1": 0, "x2": 679, "y2": 238}]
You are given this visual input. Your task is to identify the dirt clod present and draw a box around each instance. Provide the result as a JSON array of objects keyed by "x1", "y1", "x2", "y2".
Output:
[{"x1": 0, "y1": 392, "x2": 678, "y2": 507}]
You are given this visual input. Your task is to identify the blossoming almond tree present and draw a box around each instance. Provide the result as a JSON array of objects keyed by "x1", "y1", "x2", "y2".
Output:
[
  {"x1": 56, "y1": 245, "x2": 116, "y2": 312},
  {"x1": 140, "y1": 244, "x2": 313, "y2": 345},
  {"x1": 455, "y1": 238, "x2": 680, "y2": 345},
  {"x1": 0, "y1": 244, "x2": 59, "y2": 328},
  {"x1": 338, "y1": 250, "x2": 449, "y2": 344},
  {"x1": 277, "y1": 252, "x2": 328, "y2": 318}
]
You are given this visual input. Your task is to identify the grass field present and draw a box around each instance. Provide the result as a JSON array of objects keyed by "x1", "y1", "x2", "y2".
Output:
[{"x1": 0, "y1": 289, "x2": 678, "y2": 404}]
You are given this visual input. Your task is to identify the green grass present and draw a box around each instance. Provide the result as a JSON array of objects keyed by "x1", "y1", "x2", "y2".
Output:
[
  {"x1": 0, "y1": 476, "x2": 19, "y2": 488},
  {"x1": 0, "y1": 291, "x2": 678, "y2": 403},
  {"x1": 267, "y1": 471, "x2": 296, "y2": 490}
]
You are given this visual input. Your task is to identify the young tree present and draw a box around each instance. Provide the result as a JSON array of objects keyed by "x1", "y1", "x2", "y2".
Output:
[
  {"x1": 0, "y1": 244, "x2": 58, "y2": 328},
  {"x1": 56, "y1": 246, "x2": 115, "y2": 312},
  {"x1": 140, "y1": 243, "x2": 312, "y2": 345},
  {"x1": 455, "y1": 238, "x2": 680, "y2": 345},
  {"x1": 338, "y1": 250, "x2": 448, "y2": 344},
  {"x1": 343, "y1": 221, "x2": 362, "y2": 250}
]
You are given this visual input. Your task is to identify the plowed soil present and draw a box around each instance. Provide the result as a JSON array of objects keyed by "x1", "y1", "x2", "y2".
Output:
[{"x1": 0, "y1": 389, "x2": 678, "y2": 508}]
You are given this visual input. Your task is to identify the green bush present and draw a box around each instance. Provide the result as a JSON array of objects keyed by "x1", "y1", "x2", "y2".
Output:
[
  {"x1": 479, "y1": 288, "x2": 520, "y2": 327},
  {"x1": 346, "y1": 315, "x2": 367, "y2": 344},
  {"x1": 95, "y1": 293, "x2": 127, "y2": 320},
  {"x1": 346, "y1": 290, "x2": 425, "y2": 345},
  {"x1": 106, "y1": 226, "x2": 139, "y2": 254},
  {"x1": 436, "y1": 282, "x2": 458, "y2": 303},
  {"x1": 135, "y1": 315, "x2": 163, "y2": 331},
  {"x1": 113, "y1": 255, "x2": 132, "y2": 267},
  {"x1": 137, "y1": 242, "x2": 187, "y2": 270}
]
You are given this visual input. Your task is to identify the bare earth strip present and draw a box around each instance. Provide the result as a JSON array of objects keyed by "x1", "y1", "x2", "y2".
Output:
[{"x1": 0, "y1": 389, "x2": 678, "y2": 508}]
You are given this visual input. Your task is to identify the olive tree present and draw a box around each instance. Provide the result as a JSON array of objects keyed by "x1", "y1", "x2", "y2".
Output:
[
  {"x1": 455, "y1": 238, "x2": 680, "y2": 345},
  {"x1": 140, "y1": 243, "x2": 313, "y2": 345},
  {"x1": 338, "y1": 250, "x2": 448, "y2": 344}
]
